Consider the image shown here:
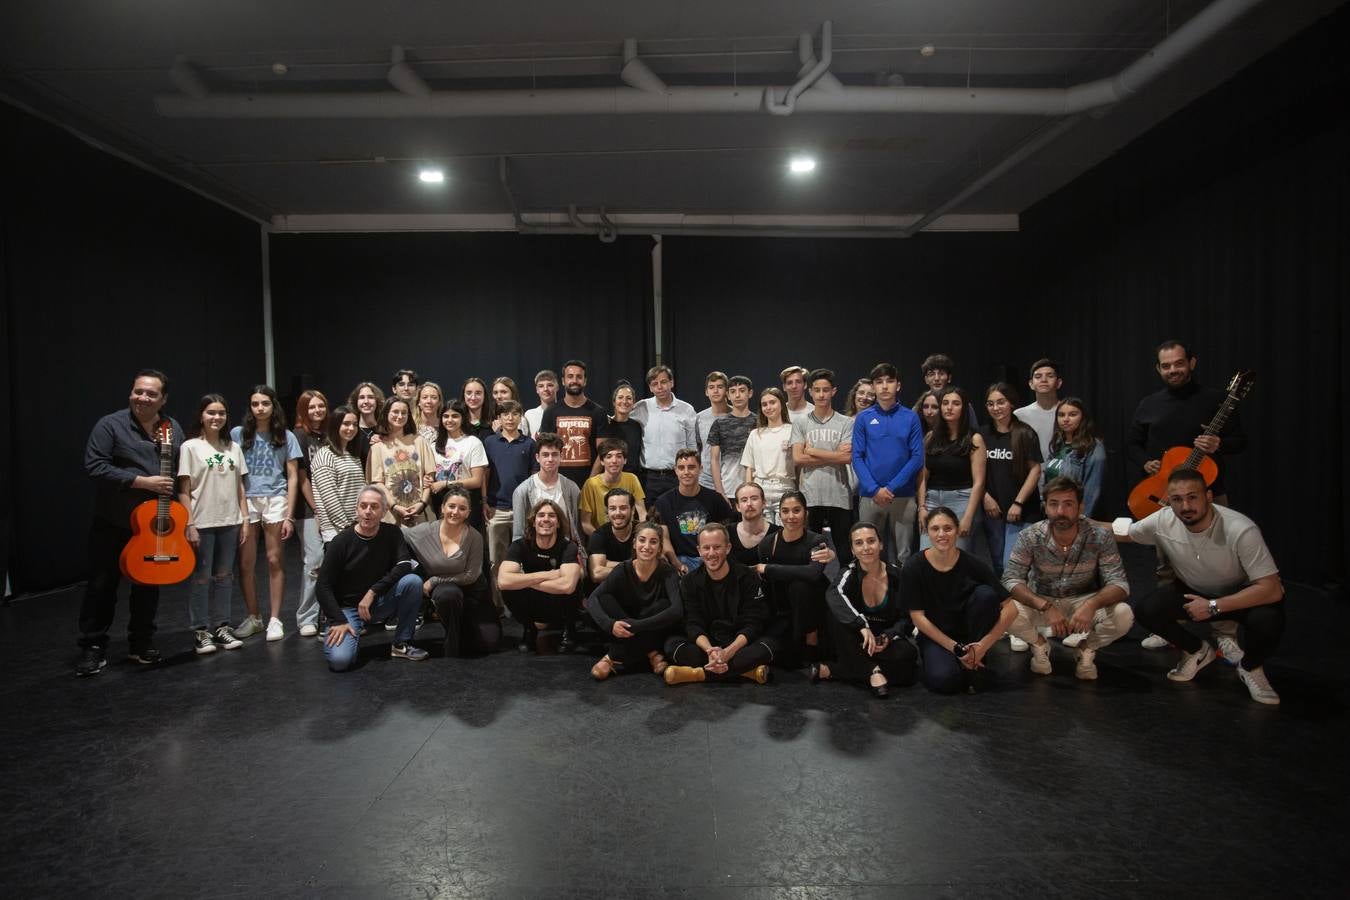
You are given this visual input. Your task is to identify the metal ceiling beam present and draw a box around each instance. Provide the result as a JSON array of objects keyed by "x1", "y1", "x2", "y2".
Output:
[{"x1": 156, "y1": 0, "x2": 1264, "y2": 120}]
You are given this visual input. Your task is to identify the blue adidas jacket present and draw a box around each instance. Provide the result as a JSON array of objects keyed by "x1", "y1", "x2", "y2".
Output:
[{"x1": 851, "y1": 403, "x2": 925, "y2": 498}]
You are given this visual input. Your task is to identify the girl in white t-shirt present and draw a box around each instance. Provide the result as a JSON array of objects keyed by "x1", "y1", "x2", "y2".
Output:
[
  {"x1": 431, "y1": 400, "x2": 489, "y2": 530},
  {"x1": 743, "y1": 387, "x2": 798, "y2": 524},
  {"x1": 176, "y1": 393, "x2": 249, "y2": 655}
]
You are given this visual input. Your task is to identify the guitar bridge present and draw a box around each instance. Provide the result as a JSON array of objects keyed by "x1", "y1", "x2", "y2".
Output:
[{"x1": 142, "y1": 555, "x2": 180, "y2": 562}]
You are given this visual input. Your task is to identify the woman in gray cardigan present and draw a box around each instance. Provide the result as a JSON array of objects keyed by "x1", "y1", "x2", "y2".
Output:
[{"x1": 404, "y1": 486, "x2": 498, "y2": 656}]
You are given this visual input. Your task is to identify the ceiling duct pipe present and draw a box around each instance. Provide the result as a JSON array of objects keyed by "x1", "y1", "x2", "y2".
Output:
[
  {"x1": 497, "y1": 156, "x2": 525, "y2": 232},
  {"x1": 155, "y1": 0, "x2": 1262, "y2": 119},
  {"x1": 168, "y1": 58, "x2": 210, "y2": 100},
  {"x1": 764, "y1": 20, "x2": 832, "y2": 116},
  {"x1": 797, "y1": 31, "x2": 842, "y2": 92},
  {"x1": 621, "y1": 39, "x2": 667, "y2": 94},
  {"x1": 387, "y1": 45, "x2": 431, "y2": 98}
]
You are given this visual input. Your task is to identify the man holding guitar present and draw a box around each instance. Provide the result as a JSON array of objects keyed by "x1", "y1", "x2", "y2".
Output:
[{"x1": 76, "y1": 369, "x2": 183, "y2": 676}]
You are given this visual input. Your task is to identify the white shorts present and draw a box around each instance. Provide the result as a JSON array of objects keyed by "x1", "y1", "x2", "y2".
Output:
[{"x1": 246, "y1": 495, "x2": 290, "y2": 524}]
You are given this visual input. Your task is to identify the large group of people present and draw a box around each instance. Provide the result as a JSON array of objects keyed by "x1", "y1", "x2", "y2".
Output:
[{"x1": 74, "y1": 342, "x2": 1285, "y2": 705}]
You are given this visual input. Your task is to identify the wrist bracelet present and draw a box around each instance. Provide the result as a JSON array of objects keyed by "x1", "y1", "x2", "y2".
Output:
[
  {"x1": 1208, "y1": 598, "x2": 1220, "y2": 617},
  {"x1": 1010, "y1": 500, "x2": 1023, "y2": 507}
]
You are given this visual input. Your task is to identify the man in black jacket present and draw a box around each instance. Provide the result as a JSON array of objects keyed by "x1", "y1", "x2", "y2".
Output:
[{"x1": 663, "y1": 524, "x2": 778, "y2": 685}]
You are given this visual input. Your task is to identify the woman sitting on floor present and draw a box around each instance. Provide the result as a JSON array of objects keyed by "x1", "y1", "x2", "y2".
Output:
[
  {"x1": 812, "y1": 522, "x2": 917, "y2": 698},
  {"x1": 755, "y1": 490, "x2": 838, "y2": 667},
  {"x1": 584, "y1": 521, "x2": 683, "y2": 680},
  {"x1": 404, "y1": 486, "x2": 499, "y2": 657}
]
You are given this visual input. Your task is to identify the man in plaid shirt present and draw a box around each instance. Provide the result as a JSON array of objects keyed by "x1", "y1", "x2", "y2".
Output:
[{"x1": 1003, "y1": 476, "x2": 1134, "y2": 680}]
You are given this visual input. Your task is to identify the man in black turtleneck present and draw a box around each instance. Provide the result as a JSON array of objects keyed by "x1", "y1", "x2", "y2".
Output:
[{"x1": 1127, "y1": 340, "x2": 1246, "y2": 504}]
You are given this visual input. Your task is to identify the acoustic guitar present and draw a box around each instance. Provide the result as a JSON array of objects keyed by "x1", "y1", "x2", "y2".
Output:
[
  {"x1": 120, "y1": 420, "x2": 196, "y2": 585},
  {"x1": 1126, "y1": 370, "x2": 1255, "y2": 519}
]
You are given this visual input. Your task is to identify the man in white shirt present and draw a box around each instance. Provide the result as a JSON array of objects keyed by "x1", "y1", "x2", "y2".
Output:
[
  {"x1": 630, "y1": 364, "x2": 698, "y2": 505},
  {"x1": 524, "y1": 369, "x2": 558, "y2": 436},
  {"x1": 1014, "y1": 358, "x2": 1062, "y2": 460}
]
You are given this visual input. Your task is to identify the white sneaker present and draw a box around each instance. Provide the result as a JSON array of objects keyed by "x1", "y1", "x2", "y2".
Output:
[
  {"x1": 1141, "y1": 633, "x2": 1170, "y2": 650},
  {"x1": 1237, "y1": 665, "x2": 1280, "y2": 705},
  {"x1": 1166, "y1": 642, "x2": 1216, "y2": 682},
  {"x1": 265, "y1": 617, "x2": 285, "y2": 642},
  {"x1": 1074, "y1": 646, "x2": 1098, "y2": 680},
  {"x1": 1008, "y1": 633, "x2": 1029, "y2": 652},
  {"x1": 298, "y1": 623, "x2": 319, "y2": 638},
  {"x1": 234, "y1": 615, "x2": 264, "y2": 639},
  {"x1": 1029, "y1": 640, "x2": 1052, "y2": 675},
  {"x1": 1061, "y1": 631, "x2": 1088, "y2": 649},
  {"x1": 1215, "y1": 633, "x2": 1245, "y2": 667}
]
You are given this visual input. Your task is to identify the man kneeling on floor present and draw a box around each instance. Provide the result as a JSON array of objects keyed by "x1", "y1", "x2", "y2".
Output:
[
  {"x1": 1003, "y1": 476, "x2": 1133, "y2": 680},
  {"x1": 318, "y1": 486, "x2": 427, "y2": 671}
]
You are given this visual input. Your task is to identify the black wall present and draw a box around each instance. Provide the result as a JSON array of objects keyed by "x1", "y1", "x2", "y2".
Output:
[
  {"x1": 269, "y1": 232, "x2": 654, "y2": 410},
  {"x1": 1, "y1": 104, "x2": 265, "y2": 592}
]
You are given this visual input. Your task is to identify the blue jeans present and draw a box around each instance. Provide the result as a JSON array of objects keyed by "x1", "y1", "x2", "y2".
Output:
[
  {"x1": 187, "y1": 525, "x2": 239, "y2": 629},
  {"x1": 980, "y1": 517, "x2": 1030, "y2": 577},
  {"x1": 678, "y1": 555, "x2": 703, "y2": 572},
  {"x1": 919, "y1": 488, "x2": 980, "y2": 552},
  {"x1": 322, "y1": 573, "x2": 423, "y2": 672}
]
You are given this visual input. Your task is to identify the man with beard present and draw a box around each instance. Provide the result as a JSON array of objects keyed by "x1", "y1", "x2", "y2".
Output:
[
  {"x1": 1003, "y1": 477, "x2": 1132, "y2": 680},
  {"x1": 588, "y1": 488, "x2": 638, "y2": 582},
  {"x1": 1110, "y1": 468, "x2": 1284, "y2": 705},
  {"x1": 540, "y1": 360, "x2": 609, "y2": 488}
]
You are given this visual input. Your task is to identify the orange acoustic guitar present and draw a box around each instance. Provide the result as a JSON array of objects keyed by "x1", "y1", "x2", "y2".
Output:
[
  {"x1": 120, "y1": 420, "x2": 196, "y2": 585},
  {"x1": 1126, "y1": 370, "x2": 1255, "y2": 520}
]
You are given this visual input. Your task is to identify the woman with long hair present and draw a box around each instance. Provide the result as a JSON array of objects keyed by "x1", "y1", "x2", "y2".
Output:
[
  {"x1": 490, "y1": 376, "x2": 531, "y2": 437},
  {"x1": 741, "y1": 386, "x2": 797, "y2": 523},
  {"x1": 595, "y1": 381, "x2": 643, "y2": 477},
  {"x1": 367, "y1": 395, "x2": 435, "y2": 526},
  {"x1": 843, "y1": 378, "x2": 875, "y2": 417},
  {"x1": 980, "y1": 383, "x2": 1044, "y2": 572},
  {"x1": 292, "y1": 389, "x2": 329, "y2": 637},
  {"x1": 755, "y1": 490, "x2": 838, "y2": 667},
  {"x1": 231, "y1": 384, "x2": 302, "y2": 642},
  {"x1": 415, "y1": 381, "x2": 443, "y2": 445},
  {"x1": 585, "y1": 520, "x2": 682, "y2": 679},
  {"x1": 404, "y1": 486, "x2": 499, "y2": 656},
  {"x1": 176, "y1": 393, "x2": 249, "y2": 654},
  {"x1": 906, "y1": 507, "x2": 1017, "y2": 694},
  {"x1": 1043, "y1": 397, "x2": 1107, "y2": 517},
  {"x1": 912, "y1": 389, "x2": 942, "y2": 437},
  {"x1": 346, "y1": 381, "x2": 384, "y2": 464},
  {"x1": 917, "y1": 387, "x2": 986, "y2": 551},
  {"x1": 813, "y1": 522, "x2": 917, "y2": 697},
  {"x1": 430, "y1": 399, "x2": 488, "y2": 528},
  {"x1": 461, "y1": 376, "x2": 496, "y2": 441},
  {"x1": 310, "y1": 405, "x2": 365, "y2": 545}
]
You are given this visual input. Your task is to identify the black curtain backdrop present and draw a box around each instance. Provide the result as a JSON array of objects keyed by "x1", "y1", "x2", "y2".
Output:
[
  {"x1": 269, "y1": 232, "x2": 654, "y2": 414},
  {"x1": 1, "y1": 103, "x2": 265, "y2": 592}
]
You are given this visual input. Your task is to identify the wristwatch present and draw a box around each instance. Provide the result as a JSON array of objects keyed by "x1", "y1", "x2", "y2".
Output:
[
  {"x1": 1208, "y1": 599, "x2": 1220, "y2": 618},
  {"x1": 950, "y1": 641, "x2": 968, "y2": 659}
]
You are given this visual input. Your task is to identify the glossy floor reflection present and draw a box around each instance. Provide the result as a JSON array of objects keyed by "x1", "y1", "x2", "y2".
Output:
[{"x1": 1, "y1": 544, "x2": 1347, "y2": 898}]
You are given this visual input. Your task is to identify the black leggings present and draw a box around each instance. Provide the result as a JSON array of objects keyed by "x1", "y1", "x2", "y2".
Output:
[
  {"x1": 431, "y1": 574, "x2": 500, "y2": 656},
  {"x1": 503, "y1": 586, "x2": 578, "y2": 630},
  {"x1": 589, "y1": 593, "x2": 673, "y2": 669},
  {"x1": 828, "y1": 623, "x2": 917, "y2": 687},
  {"x1": 917, "y1": 584, "x2": 1000, "y2": 694},
  {"x1": 663, "y1": 635, "x2": 780, "y2": 681},
  {"x1": 765, "y1": 579, "x2": 827, "y2": 668},
  {"x1": 1133, "y1": 580, "x2": 1285, "y2": 670}
]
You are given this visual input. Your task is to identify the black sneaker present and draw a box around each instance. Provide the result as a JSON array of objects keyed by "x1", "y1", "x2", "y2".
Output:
[
  {"x1": 557, "y1": 625, "x2": 578, "y2": 654},
  {"x1": 128, "y1": 645, "x2": 162, "y2": 665},
  {"x1": 75, "y1": 646, "x2": 107, "y2": 677}
]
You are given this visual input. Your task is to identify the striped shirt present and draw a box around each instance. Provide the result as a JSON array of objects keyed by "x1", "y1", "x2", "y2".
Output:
[
  {"x1": 1002, "y1": 517, "x2": 1129, "y2": 599},
  {"x1": 310, "y1": 446, "x2": 366, "y2": 541}
]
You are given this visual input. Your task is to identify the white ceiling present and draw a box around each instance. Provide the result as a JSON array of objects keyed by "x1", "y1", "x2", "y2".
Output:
[{"x1": 1, "y1": 0, "x2": 1342, "y2": 230}]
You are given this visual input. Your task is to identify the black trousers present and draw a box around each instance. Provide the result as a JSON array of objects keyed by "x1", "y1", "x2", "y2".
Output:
[
  {"x1": 808, "y1": 505, "x2": 854, "y2": 567},
  {"x1": 917, "y1": 584, "x2": 1000, "y2": 694},
  {"x1": 431, "y1": 574, "x2": 500, "y2": 656},
  {"x1": 829, "y1": 623, "x2": 917, "y2": 686},
  {"x1": 590, "y1": 592, "x2": 672, "y2": 668},
  {"x1": 503, "y1": 586, "x2": 578, "y2": 630},
  {"x1": 663, "y1": 635, "x2": 779, "y2": 681},
  {"x1": 765, "y1": 579, "x2": 827, "y2": 668},
  {"x1": 78, "y1": 518, "x2": 159, "y2": 650},
  {"x1": 1134, "y1": 580, "x2": 1285, "y2": 670}
]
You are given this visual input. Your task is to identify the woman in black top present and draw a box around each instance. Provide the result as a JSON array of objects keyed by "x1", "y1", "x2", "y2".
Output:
[
  {"x1": 906, "y1": 507, "x2": 1017, "y2": 694},
  {"x1": 755, "y1": 491, "x2": 838, "y2": 667},
  {"x1": 917, "y1": 387, "x2": 986, "y2": 551},
  {"x1": 595, "y1": 381, "x2": 643, "y2": 477},
  {"x1": 980, "y1": 383, "x2": 1043, "y2": 574},
  {"x1": 346, "y1": 381, "x2": 384, "y2": 465},
  {"x1": 461, "y1": 376, "x2": 497, "y2": 442},
  {"x1": 585, "y1": 521, "x2": 683, "y2": 679},
  {"x1": 813, "y1": 522, "x2": 917, "y2": 697}
]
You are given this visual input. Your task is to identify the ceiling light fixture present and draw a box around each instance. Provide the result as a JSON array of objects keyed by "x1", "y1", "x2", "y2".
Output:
[
  {"x1": 418, "y1": 168, "x2": 445, "y2": 184},
  {"x1": 788, "y1": 156, "x2": 817, "y2": 175}
]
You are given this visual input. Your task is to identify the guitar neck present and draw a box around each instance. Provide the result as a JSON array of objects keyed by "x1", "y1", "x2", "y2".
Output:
[{"x1": 158, "y1": 430, "x2": 173, "y2": 512}]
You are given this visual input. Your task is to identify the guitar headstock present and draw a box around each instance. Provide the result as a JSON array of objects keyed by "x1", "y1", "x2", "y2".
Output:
[
  {"x1": 1226, "y1": 371, "x2": 1256, "y2": 401},
  {"x1": 157, "y1": 420, "x2": 173, "y2": 444}
]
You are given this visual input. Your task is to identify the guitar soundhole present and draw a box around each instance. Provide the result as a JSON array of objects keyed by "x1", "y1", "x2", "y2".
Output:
[{"x1": 152, "y1": 516, "x2": 174, "y2": 536}]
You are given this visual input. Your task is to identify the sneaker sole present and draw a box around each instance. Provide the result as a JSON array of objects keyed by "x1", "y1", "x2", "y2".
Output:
[
  {"x1": 127, "y1": 655, "x2": 160, "y2": 665},
  {"x1": 195, "y1": 646, "x2": 218, "y2": 656},
  {"x1": 1166, "y1": 649, "x2": 1215, "y2": 682},
  {"x1": 75, "y1": 661, "x2": 107, "y2": 677}
]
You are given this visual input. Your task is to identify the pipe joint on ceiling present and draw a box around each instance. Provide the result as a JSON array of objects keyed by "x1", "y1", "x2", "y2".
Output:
[
  {"x1": 620, "y1": 38, "x2": 668, "y2": 94},
  {"x1": 764, "y1": 20, "x2": 832, "y2": 116},
  {"x1": 387, "y1": 45, "x2": 431, "y2": 98}
]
